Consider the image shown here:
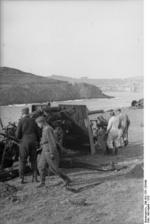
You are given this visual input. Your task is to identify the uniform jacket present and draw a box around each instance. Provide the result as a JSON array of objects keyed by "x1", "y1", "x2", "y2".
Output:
[
  {"x1": 40, "y1": 125, "x2": 58, "y2": 155},
  {"x1": 16, "y1": 115, "x2": 40, "y2": 141},
  {"x1": 118, "y1": 113, "x2": 130, "y2": 130},
  {"x1": 107, "y1": 116, "x2": 121, "y2": 132}
]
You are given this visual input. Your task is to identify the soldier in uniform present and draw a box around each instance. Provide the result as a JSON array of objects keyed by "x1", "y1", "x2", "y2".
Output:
[
  {"x1": 16, "y1": 107, "x2": 40, "y2": 184},
  {"x1": 116, "y1": 109, "x2": 130, "y2": 146},
  {"x1": 35, "y1": 116, "x2": 71, "y2": 188},
  {"x1": 97, "y1": 115, "x2": 108, "y2": 131},
  {"x1": 95, "y1": 123, "x2": 107, "y2": 154},
  {"x1": 106, "y1": 111, "x2": 122, "y2": 155}
]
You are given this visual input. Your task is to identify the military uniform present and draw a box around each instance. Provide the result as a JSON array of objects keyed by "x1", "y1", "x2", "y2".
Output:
[
  {"x1": 118, "y1": 113, "x2": 130, "y2": 146},
  {"x1": 97, "y1": 116, "x2": 108, "y2": 131},
  {"x1": 16, "y1": 115, "x2": 40, "y2": 182},
  {"x1": 38, "y1": 124, "x2": 70, "y2": 185},
  {"x1": 96, "y1": 127, "x2": 107, "y2": 153},
  {"x1": 106, "y1": 115, "x2": 122, "y2": 154}
]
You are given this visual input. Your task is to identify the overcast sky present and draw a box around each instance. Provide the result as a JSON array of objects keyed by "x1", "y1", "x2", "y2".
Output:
[{"x1": 1, "y1": 0, "x2": 143, "y2": 79}]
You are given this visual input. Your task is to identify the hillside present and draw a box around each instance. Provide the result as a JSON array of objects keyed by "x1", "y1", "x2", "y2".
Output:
[
  {"x1": 51, "y1": 75, "x2": 143, "y2": 93},
  {"x1": 0, "y1": 67, "x2": 110, "y2": 106}
]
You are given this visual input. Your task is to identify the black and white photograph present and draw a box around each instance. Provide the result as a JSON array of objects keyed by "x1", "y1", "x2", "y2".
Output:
[{"x1": 0, "y1": 0, "x2": 145, "y2": 223}]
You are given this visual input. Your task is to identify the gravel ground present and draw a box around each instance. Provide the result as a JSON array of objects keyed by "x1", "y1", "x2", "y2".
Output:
[{"x1": 0, "y1": 108, "x2": 144, "y2": 224}]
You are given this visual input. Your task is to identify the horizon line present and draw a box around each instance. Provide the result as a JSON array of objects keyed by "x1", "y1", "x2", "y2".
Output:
[{"x1": 0, "y1": 66, "x2": 143, "y2": 80}]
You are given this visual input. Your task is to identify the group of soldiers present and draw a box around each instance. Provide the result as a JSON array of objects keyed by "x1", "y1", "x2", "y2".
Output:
[
  {"x1": 15, "y1": 106, "x2": 130, "y2": 187},
  {"x1": 91, "y1": 109, "x2": 130, "y2": 155},
  {"x1": 16, "y1": 107, "x2": 71, "y2": 187}
]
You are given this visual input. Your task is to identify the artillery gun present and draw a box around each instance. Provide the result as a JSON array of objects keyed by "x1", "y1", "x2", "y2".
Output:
[
  {"x1": 0, "y1": 103, "x2": 96, "y2": 180},
  {"x1": 31, "y1": 104, "x2": 94, "y2": 153},
  {"x1": 0, "y1": 122, "x2": 19, "y2": 170}
]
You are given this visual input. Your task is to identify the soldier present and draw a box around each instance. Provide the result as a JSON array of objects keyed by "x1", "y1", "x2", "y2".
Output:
[
  {"x1": 116, "y1": 109, "x2": 130, "y2": 146},
  {"x1": 16, "y1": 107, "x2": 40, "y2": 184},
  {"x1": 95, "y1": 123, "x2": 107, "y2": 154},
  {"x1": 35, "y1": 116, "x2": 71, "y2": 188},
  {"x1": 106, "y1": 111, "x2": 121, "y2": 155},
  {"x1": 97, "y1": 115, "x2": 108, "y2": 131}
]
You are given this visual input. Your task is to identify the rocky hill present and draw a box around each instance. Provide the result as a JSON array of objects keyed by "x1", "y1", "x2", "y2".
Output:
[{"x1": 0, "y1": 67, "x2": 110, "y2": 106}]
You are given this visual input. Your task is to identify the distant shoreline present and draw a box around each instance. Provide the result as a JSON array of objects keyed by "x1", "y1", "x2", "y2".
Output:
[
  {"x1": 0, "y1": 91, "x2": 143, "y2": 127},
  {"x1": 0, "y1": 95, "x2": 113, "y2": 107}
]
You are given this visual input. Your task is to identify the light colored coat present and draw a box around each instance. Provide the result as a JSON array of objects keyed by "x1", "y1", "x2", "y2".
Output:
[
  {"x1": 107, "y1": 115, "x2": 122, "y2": 149},
  {"x1": 40, "y1": 125, "x2": 58, "y2": 156}
]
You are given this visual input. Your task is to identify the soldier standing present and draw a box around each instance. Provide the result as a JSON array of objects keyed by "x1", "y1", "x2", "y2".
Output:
[
  {"x1": 95, "y1": 123, "x2": 107, "y2": 154},
  {"x1": 106, "y1": 111, "x2": 121, "y2": 155},
  {"x1": 116, "y1": 109, "x2": 130, "y2": 146},
  {"x1": 16, "y1": 107, "x2": 40, "y2": 184},
  {"x1": 35, "y1": 116, "x2": 71, "y2": 188}
]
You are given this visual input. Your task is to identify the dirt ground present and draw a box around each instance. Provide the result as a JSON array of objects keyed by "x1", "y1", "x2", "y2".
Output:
[{"x1": 0, "y1": 107, "x2": 144, "y2": 224}]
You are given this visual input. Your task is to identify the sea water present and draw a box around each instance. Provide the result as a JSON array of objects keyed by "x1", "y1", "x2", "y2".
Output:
[
  {"x1": 56, "y1": 91, "x2": 143, "y2": 111},
  {"x1": 0, "y1": 91, "x2": 143, "y2": 127}
]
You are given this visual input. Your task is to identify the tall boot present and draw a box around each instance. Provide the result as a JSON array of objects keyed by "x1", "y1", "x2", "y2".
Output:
[
  {"x1": 31, "y1": 161, "x2": 39, "y2": 182},
  {"x1": 32, "y1": 171, "x2": 39, "y2": 183},
  {"x1": 19, "y1": 160, "x2": 26, "y2": 184}
]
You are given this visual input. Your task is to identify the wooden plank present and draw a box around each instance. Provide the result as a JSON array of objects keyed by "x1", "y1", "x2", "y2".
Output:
[
  {"x1": 85, "y1": 108, "x2": 95, "y2": 155},
  {"x1": 0, "y1": 144, "x2": 7, "y2": 170}
]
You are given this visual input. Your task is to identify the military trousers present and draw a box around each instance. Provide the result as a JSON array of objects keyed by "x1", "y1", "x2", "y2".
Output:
[
  {"x1": 107, "y1": 128, "x2": 122, "y2": 150},
  {"x1": 19, "y1": 135, "x2": 37, "y2": 180},
  {"x1": 38, "y1": 149, "x2": 69, "y2": 184}
]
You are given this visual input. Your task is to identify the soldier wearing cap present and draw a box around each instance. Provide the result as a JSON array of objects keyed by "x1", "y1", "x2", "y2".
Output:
[
  {"x1": 35, "y1": 116, "x2": 71, "y2": 188},
  {"x1": 16, "y1": 107, "x2": 40, "y2": 184}
]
